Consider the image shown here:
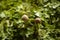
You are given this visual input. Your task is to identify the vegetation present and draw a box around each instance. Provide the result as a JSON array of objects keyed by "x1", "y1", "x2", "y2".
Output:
[{"x1": 0, "y1": 0, "x2": 60, "y2": 40}]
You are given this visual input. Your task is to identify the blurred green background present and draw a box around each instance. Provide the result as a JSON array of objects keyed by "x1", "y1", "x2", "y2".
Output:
[{"x1": 0, "y1": 0, "x2": 60, "y2": 40}]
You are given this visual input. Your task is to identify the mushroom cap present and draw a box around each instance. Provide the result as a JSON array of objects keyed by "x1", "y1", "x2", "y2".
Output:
[
  {"x1": 35, "y1": 18, "x2": 41, "y2": 23},
  {"x1": 22, "y1": 15, "x2": 29, "y2": 21}
]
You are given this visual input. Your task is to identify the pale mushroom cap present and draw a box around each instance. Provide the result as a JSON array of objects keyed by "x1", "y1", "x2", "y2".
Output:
[{"x1": 22, "y1": 15, "x2": 29, "y2": 21}]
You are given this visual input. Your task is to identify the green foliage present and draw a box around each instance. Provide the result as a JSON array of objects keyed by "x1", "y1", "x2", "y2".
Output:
[{"x1": 0, "y1": 0, "x2": 60, "y2": 40}]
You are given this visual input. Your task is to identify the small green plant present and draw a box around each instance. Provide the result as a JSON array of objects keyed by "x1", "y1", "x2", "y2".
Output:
[{"x1": 0, "y1": 0, "x2": 60, "y2": 40}]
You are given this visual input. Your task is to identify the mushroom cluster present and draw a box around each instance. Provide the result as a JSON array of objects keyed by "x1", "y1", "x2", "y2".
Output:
[{"x1": 21, "y1": 14, "x2": 41, "y2": 23}]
